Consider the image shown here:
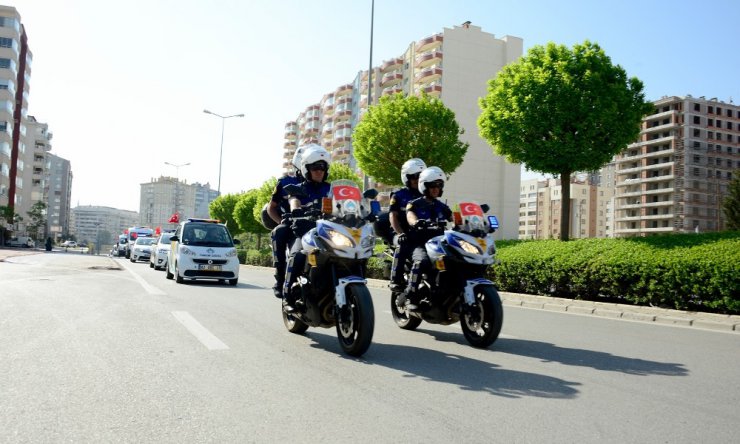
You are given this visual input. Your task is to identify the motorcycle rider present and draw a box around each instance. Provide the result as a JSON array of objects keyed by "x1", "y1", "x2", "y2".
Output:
[
  {"x1": 388, "y1": 158, "x2": 426, "y2": 292},
  {"x1": 397, "y1": 166, "x2": 453, "y2": 310},
  {"x1": 282, "y1": 145, "x2": 332, "y2": 311},
  {"x1": 267, "y1": 144, "x2": 313, "y2": 298}
]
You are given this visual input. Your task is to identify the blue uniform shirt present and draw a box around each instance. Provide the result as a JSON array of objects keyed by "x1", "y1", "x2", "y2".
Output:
[
  {"x1": 406, "y1": 197, "x2": 452, "y2": 224},
  {"x1": 292, "y1": 180, "x2": 331, "y2": 207},
  {"x1": 271, "y1": 175, "x2": 301, "y2": 215},
  {"x1": 389, "y1": 187, "x2": 422, "y2": 231}
]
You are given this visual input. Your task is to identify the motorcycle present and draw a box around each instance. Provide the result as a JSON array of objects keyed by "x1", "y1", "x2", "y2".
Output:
[
  {"x1": 390, "y1": 202, "x2": 504, "y2": 348},
  {"x1": 282, "y1": 179, "x2": 380, "y2": 357}
]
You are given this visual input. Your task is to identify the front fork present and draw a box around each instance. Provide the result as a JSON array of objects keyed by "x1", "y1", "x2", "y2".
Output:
[
  {"x1": 335, "y1": 276, "x2": 367, "y2": 322},
  {"x1": 462, "y1": 278, "x2": 495, "y2": 321}
]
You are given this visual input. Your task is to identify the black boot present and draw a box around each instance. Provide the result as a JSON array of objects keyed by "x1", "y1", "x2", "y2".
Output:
[{"x1": 395, "y1": 287, "x2": 419, "y2": 311}]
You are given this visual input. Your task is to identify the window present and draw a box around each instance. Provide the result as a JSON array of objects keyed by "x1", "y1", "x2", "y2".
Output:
[
  {"x1": 0, "y1": 38, "x2": 12, "y2": 48},
  {"x1": 727, "y1": 121, "x2": 733, "y2": 130},
  {"x1": 693, "y1": 116, "x2": 700, "y2": 124},
  {"x1": 693, "y1": 129, "x2": 700, "y2": 137},
  {"x1": 708, "y1": 118, "x2": 714, "y2": 127},
  {"x1": 693, "y1": 103, "x2": 700, "y2": 111},
  {"x1": 708, "y1": 106, "x2": 714, "y2": 113},
  {"x1": 708, "y1": 131, "x2": 714, "y2": 139}
]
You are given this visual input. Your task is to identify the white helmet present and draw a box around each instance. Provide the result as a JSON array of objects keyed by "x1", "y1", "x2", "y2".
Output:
[
  {"x1": 300, "y1": 145, "x2": 331, "y2": 180},
  {"x1": 418, "y1": 166, "x2": 446, "y2": 196},
  {"x1": 400, "y1": 158, "x2": 427, "y2": 186},
  {"x1": 293, "y1": 143, "x2": 321, "y2": 175}
]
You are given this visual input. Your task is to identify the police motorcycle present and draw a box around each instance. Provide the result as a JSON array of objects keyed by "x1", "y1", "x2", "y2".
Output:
[
  {"x1": 391, "y1": 202, "x2": 504, "y2": 348},
  {"x1": 282, "y1": 179, "x2": 380, "y2": 357}
]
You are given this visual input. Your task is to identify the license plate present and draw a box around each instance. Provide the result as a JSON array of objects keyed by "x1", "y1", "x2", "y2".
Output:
[{"x1": 198, "y1": 264, "x2": 222, "y2": 271}]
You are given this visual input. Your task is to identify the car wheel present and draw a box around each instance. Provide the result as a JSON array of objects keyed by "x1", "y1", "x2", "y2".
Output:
[
  {"x1": 228, "y1": 278, "x2": 238, "y2": 286},
  {"x1": 165, "y1": 264, "x2": 174, "y2": 280},
  {"x1": 175, "y1": 261, "x2": 184, "y2": 284},
  {"x1": 149, "y1": 261, "x2": 154, "y2": 268}
]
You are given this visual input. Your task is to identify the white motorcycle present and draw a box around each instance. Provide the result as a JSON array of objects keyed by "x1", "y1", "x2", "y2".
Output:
[
  {"x1": 391, "y1": 202, "x2": 504, "y2": 348},
  {"x1": 282, "y1": 180, "x2": 379, "y2": 357}
]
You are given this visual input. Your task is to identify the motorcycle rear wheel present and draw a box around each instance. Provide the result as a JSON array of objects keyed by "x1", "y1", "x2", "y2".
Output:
[
  {"x1": 390, "y1": 291, "x2": 422, "y2": 330},
  {"x1": 461, "y1": 286, "x2": 503, "y2": 348},
  {"x1": 335, "y1": 284, "x2": 374, "y2": 357},
  {"x1": 282, "y1": 311, "x2": 309, "y2": 334}
]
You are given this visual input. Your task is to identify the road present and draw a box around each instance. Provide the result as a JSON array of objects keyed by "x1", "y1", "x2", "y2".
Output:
[{"x1": 1, "y1": 253, "x2": 739, "y2": 443}]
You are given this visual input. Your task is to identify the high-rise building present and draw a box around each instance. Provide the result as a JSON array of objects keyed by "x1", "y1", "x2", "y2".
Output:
[
  {"x1": 46, "y1": 153, "x2": 72, "y2": 240},
  {"x1": 14, "y1": 116, "x2": 52, "y2": 233},
  {"x1": 0, "y1": 5, "x2": 31, "y2": 215},
  {"x1": 518, "y1": 177, "x2": 614, "y2": 239},
  {"x1": 282, "y1": 23, "x2": 523, "y2": 239},
  {"x1": 70, "y1": 205, "x2": 138, "y2": 245},
  {"x1": 614, "y1": 96, "x2": 739, "y2": 236},
  {"x1": 139, "y1": 177, "x2": 217, "y2": 230}
]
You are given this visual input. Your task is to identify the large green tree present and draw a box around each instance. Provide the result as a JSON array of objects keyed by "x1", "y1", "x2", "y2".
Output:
[
  {"x1": 723, "y1": 175, "x2": 740, "y2": 230},
  {"x1": 327, "y1": 162, "x2": 361, "y2": 185},
  {"x1": 353, "y1": 93, "x2": 468, "y2": 186},
  {"x1": 209, "y1": 193, "x2": 245, "y2": 236},
  {"x1": 235, "y1": 189, "x2": 267, "y2": 235},
  {"x1": 26, "y1": 201, "x2": 47, "y2": 241},
  {"x1": 478, "y1": 40, "x2": 652, "y2": 241}
]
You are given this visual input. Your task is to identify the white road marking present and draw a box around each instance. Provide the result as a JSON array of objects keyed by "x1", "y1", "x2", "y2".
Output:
[
  {"x1": 172, "y1": 311, "x2": 230, "y2": 350},
  {"x1": 120, "y1": 260, "x2": 166, "y2": 295}
]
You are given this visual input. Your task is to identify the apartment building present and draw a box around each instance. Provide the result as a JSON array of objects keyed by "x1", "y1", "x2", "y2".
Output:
[
  {"x1": 614, "y1": 96, "x2": 739, "y2": 236},
  {"x1": 0, "y1": 6, "x2": 31, "y2": 214},
  {"x1": 519, "y1": 177, "x2": 614, "y2": 239},
  {"x1": 70, "y1": 205, "x2": 138, "y2": 245},
  {"x1": 45, "y1": 153, "x2": 72, "y2": 240},
  {"x1": 282, "y1": 23, "x2": 523, "y2": 239},
  {"x1": 139, "y1": 177, "x2": 217, "y2": 230}
]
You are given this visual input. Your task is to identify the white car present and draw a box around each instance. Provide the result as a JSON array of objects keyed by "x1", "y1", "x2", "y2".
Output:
[
  {"x1": 61, "y1": 240, "x2": 77, "y2": 248},
  {"x1": 150, "y1": 232, "x2": 175, "y2": 270},
  {"x1": 166, "y1": 218, "x2": 240, "y2": 286},
  {"x1": 8, "y1": 236, "x2": 35, "y2": 248},
  {"x1": 130, "y1": 237, "x2": 157, "y2": 262}
]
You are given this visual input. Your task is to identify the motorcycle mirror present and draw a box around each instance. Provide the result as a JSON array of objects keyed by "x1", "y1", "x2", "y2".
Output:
[
  {"x1": 453, "y1": 211, "x2": 462, "y2": 226},
  {"x1": 363, "y1": 188, "x2": 378, "y2": 200},
  {"x1": 481, "y1": 204, "x2": 490, "y2": 213}
]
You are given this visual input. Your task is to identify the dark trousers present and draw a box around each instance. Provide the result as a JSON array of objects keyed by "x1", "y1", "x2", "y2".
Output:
[
  {"x1": 283, "y1": 238, "x2": 306, "y2": 297},
  {"x1": 406, "y1": 245, "x2": 432, "y2": 294},
  {"x1": 390, "y1": 240, "x2": 413, "y2": 285},
  {"x1": 271, "y1": 223, "x2": 295, "y2": 285}
]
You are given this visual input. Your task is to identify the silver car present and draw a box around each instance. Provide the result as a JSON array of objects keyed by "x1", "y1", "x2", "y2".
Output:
[
  {"x1": 130, "y1": 237, "x2": 157, "y2": 262},
  {"x1": 150, "y1": 233, "x2": 175, "y2": 270}
]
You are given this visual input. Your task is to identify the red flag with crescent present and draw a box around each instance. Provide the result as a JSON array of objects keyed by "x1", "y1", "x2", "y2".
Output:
[
  {"x1": 332, "y1": 185, "x2": 361, "y2": 201},
  {"x1": 459, "y1": 202, "x2": 483, "y2": 217},
  {"x1": 168, "y1": 213, "x2": 180, "y2": 223}
]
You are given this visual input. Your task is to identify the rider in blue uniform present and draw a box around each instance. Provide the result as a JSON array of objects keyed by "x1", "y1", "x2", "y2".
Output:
[
  {"x1": 388, "y1": 158, "x2": 426, "y2": 292},
  {"x1": 267, "y1": 145, "x2": 313, "y2": 298},
  {"x1": 397, "y1": 166, "x2": 453, "y2": 310},
  {"x1": 282, "y1": 146, "x2": 332, "y2": 311}
]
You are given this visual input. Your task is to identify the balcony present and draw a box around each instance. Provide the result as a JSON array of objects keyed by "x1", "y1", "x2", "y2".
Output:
[
  {"x1": 421, "y1": 84, "x2": 442, "y2": 97},
  {"x1": 381, "y1": 57, "x2": 404, "y2": 73},
  {"x1": 336, "y1": 96, "x2": 353, "y2": 106},
  {"x1": 335, "y1": 83, "x2": 353, "y2": 97},
  {"x1": 380, "y1": 72, "x2": 403, "y2": 88},
  {"x1": 415, "y1": 34, "x2": 443, "y2": 53},
  {"x1": 282, "y1": 161, "x2": 292, "y2": 170},
  {"x1": 415, "y1": 67, "x2": 442, "y2": 84},
  {"x1": 415, "y1": 50, "x2": 443, "y2": 69},
  {"x1": 284, "y1": 130, "x2": 297, "y2": 139},
  {"x1": 382, "y1": 85, "x2": 403, "y2": 97},
  {"x1": 334, "y1": 109, "x2": 353, "y2": 122},
  {"x1": 641, "y1": 122, "x2": 678, "y2": 135},
  {"x1": 332, "y1": 147, "x2": 351, "y2": 159}
]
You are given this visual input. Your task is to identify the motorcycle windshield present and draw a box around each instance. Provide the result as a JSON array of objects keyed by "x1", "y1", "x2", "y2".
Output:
[
  {"x1": 458, "y1": 202, "x2": 488, "y2": 233},
  {"x1": 330, "y1": 180, "x2": 363, "y2": 219}
]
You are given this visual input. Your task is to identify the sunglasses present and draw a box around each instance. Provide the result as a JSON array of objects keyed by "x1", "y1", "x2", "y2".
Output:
[
  {"x1": 426, "y1": 182, "x2": 444, "y2": 189},
  {"x1": 407, "y1": 173, "x2": 420, "y2": 180}
]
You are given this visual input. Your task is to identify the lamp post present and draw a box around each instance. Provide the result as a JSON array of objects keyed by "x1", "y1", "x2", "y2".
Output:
[
  {"x1": 363, "y1": 0, "x2": 375, "y2": 192},
  {"x1": 203, "y1": 109, "x2": 244, "y2": 195},
  {"x1": 164, "y1": 161, "x2": 190, "y2": 222}
]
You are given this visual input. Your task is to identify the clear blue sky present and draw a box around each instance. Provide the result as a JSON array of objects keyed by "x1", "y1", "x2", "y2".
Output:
[{"x1": 11, "y1": 0, "x2": 740, "y2": 211}]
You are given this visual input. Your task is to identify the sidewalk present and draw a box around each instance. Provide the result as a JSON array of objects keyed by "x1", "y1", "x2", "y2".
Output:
[{"x1": 0, "y1": 247, "x2": 121, "y2": 270}]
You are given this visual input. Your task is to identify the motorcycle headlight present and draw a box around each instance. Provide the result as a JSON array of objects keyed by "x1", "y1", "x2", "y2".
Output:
[
  {"x1": 328, "y1": 229, "x2": 354, "y2": 248},
  {"x1": 457, "y1": 239, "x2": 482, "y2": 254}
]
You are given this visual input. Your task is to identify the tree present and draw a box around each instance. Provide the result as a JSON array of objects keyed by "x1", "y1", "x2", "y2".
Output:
[
  {"x1": 234, "y1": 189, "x2": 268, "y2": 234},
  {"x1": 327, "y1": 162, "x2": 361, "y2": 185},
  {"x1": 26, "y1": 201, "x2": 47, "y2": 241},
  {"x1": 209, "y1": 193, "x2": 245, "y2": 236},
  {"x1": 478, "y1": 40, "x2": 652, "y2": 241},
  {"x1": 723, "y1": 175, "x2": 740, "y2": 230},
  {"x1": 252, "y1": 177, "x2": 278, "y2": 228},
  {"x1": 353, "y1": 93, "x2": 469, "y2": 186}
]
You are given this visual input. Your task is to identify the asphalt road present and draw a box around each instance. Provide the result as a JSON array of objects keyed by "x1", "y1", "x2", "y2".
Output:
[{"x1": 1, "y1": 253, "x2": 739, "y2": 443}]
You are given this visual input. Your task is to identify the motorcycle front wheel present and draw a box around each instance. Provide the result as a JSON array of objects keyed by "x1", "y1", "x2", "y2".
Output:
[
  {"x1": 461, "y1": 286, "x2": 503, "y2": 348},
  {"x1": 335, "y1": 284, "x2": 374, "y2": 357}
]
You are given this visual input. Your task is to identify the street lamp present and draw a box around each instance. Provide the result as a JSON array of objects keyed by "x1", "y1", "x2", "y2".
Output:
[
  {"x1": 203, "y1": 109, "x2": 244, "y2": 194},
  {"x1": 164, "y1": 161, "x2": 190, "y2": 221}
]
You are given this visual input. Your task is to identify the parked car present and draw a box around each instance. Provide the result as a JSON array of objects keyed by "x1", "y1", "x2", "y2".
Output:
[
  {"x1": 130, "y1": 237, "x2": 157, "y2": 263},
  {"x1": 150, "y1": 232, "x2": 175, "y2": 270},
  {"x1": 61, "y1": 240, "x2": 77, "y2": 248},
  {"x1": 166, "y1": 218, "x2": 240, "y2": 285},
  {"x1": 115, "y1": 235, "x2": 128, "y2": 257},
  {"x1": 8, "y1": 236, "x2": 35, "y2": 248}
]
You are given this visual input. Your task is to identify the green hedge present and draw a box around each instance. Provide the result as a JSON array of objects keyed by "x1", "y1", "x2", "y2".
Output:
[{"x1": 490, "y1": 232, "x2": 740, "y2": 314}]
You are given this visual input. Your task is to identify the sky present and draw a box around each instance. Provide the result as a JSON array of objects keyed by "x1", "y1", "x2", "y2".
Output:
[{"x1": 9, "y1": 0, "x2": 740, "y2": 211}]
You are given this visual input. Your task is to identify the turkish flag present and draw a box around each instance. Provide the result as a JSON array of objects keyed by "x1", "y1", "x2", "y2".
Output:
[
  {"x1": 459, "y1": 202, "x2": 483, "y2": 217},
  {"x1": 168, "y1": 213, "x2": 180, "y2": 223},
  {"x1": 155, "y1": 226, "x2": 161, "y2": 235},
  {"x1": 332, "y1": 185, "x2": 361, "y2": 201},
  {"x1": 124, "y1": 229, "x2": 129, "y2": 235}
]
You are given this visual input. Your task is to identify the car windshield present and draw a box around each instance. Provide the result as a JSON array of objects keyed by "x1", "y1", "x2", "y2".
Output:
[
  {"x1": 181, "y1": 223, "x2": 233, "y2": 247},
  {"x1": 136, "y1": 238, "x2": 157, "y2": 246},
  {"x1": 158, "y1": 234, "x2": 174, "y2": 245}
]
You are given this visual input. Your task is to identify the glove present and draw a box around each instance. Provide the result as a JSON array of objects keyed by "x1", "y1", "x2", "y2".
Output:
[
  {"x1": 395, "y1": 233, "x2": 407, "y2": 245},
  {"x1": 413, "y1": 219, "x2": 429, "y2": 229},
  {"x1": 292, "y1": 219, "x2": 313, "y2": 237},
  {"x1": 291, "y1": 208, "x2": 305, "y2": 218}
]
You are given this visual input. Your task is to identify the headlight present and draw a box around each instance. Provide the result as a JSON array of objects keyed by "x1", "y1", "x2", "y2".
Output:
[
  {"x1": 180, "y1": 246, "x2": 196, "y2": 256},
  {"x1": 457, "y1": 239, "x2": 482, "y2": 254},
  {"x1": 225, "y1": 249, "x2": 237, "y2": 257},
  {"x1": 327, "y1": 229, "x2": 354, "y2": 247}
]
